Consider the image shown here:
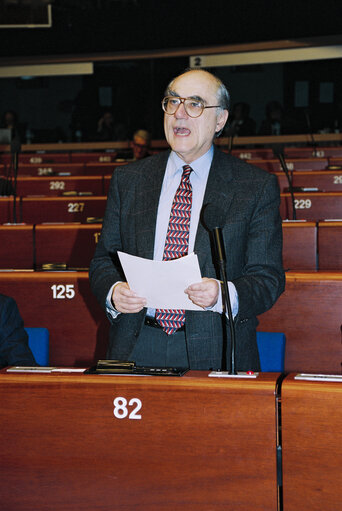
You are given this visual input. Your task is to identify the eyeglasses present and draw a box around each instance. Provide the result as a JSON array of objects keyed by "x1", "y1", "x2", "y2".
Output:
[{"x1": 162, "y1": 96, "x2": 221, "y2": 118}]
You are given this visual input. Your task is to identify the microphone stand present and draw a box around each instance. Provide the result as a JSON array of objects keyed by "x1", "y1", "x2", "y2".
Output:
[
  {"x1": 212, "y1": 227, "x2": 237, "y2": 374},
  {"x1": 10, "y1": 135, "x2": 21, "y2": 224},
  {"x1": 273, "y1": 146, "x2": 296, "y2": 220},
  {"x1": 305, "y1": 110, "x2": 317, "y2": 158}
]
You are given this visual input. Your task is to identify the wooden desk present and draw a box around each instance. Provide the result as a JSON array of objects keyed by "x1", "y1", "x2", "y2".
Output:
[
  {"x1": 0, "y1": 371, "x2": 279, "y2": 511},
  {"x1": 0, "y1": 271, "x2": 108, "y2": 366},
  {"x1": 16, "y1": 175, "x2": 104, "y2": 197},
  {"x1": 282, "y1": 221, "x2": 317, "y2": 270},
  {"x1": 34, "y1": 223, "x2": 102, "y2": 269},
  {"x1": 257, "y1": 272, "x2": 342, "y2": 374},
  {"x1": 20, "y1": 196, "x2": 106, "y2": 223},
  {"x1": 282, "y1": 374, "x2": 342, "y2": 511},
  {"x1": 16, "y1": 163, "x2": 85, "y2": 176},
  {"x1": 0, "y1": 152, "x2": 70, "y2": 165},
  {"x1": 84, "y1": 161, "x2": 127, "y2": 175},
  {"x1": 280, "y1": 192, "x2": 342, "y2": 220},
  {"x1": 70, "y1": 151, "x2": 117, "y2": 163},
  {"x1": 318, "y1": 221, "x2": 342, "y2": 270},
  {"x1": 250, "y1": 158, "x2": 328, "y2": 172},
  {"x1": 0, "y1": 197, "x2": 19, "y2": 223},
  {"x1": 0, "y1": 224, "x2": 34, "y2": 269},
  {"x1": 292, "y1": 170, "x2": 342, "y2": 192}
]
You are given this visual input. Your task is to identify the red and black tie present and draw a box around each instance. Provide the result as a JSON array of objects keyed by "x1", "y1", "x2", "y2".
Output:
[{"x1": 155, "y1": 165, "x2": 193, "y2": 335}]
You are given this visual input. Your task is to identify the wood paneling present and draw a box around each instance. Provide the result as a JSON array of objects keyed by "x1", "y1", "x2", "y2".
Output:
[
  {"x1": 0, "y1": 371, "x2": 279, "y2": 511},
  {"x1": 20, "y1": 196, "x2": 106, "y2": 223},
  {"x1": 318, "y1": 221, "x2": 342, "y2": 270},
  {"x1": 16, "y1": 175, "x2": 104, "y2": 197},
  {"x1": 282, "y1": 374, "x2": 342, "y2": 511},
  {"x1": 280, "y1": 192, "x2": 342, "y2": 220},
  {"x1": 258, "y1": 272, "x2": 342, "y2": 374},
  {"x1": 34, "y1": 224, "x2": 102, "y2": 269},
  {"x1": 282, "y1": 221, "x2": 317, "y2": 270},
  {"x1": 0, "y1": 224, "x2": 34, "y2": 269},
  {"x1": 0, "y1": 272, "x2": 108, "y2": 366}
]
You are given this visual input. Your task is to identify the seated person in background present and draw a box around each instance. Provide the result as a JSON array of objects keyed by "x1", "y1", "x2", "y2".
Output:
[
  {"x1": 0, "y1": 109, "x2": 25, "y2": 142},
  {"x1": 0, "y1": 177, "x2": 14, "y2": 196},
  {"x1": 258, "y1": 101, "x2": 297, "y2": 135},
  {"x1": 96, "y1": 110, "x2": 116, "y2": 141},
  {"x1": 0, "y1": 293, "x2": 37, "y2": 368},
  {"x1": 131, "y1": 129, "x2": 151, "y2": 160},
  {"x1": 224, "y1": 102, "x2": 256, "y2": 137}
]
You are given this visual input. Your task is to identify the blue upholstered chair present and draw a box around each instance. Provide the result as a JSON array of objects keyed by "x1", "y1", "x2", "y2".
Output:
[
  {"x1": 25, "y1": 327, "x2": 49, "y2": 366},
  {"x1": 256, "y1": 331, "x2": 286, "y2": 372}
]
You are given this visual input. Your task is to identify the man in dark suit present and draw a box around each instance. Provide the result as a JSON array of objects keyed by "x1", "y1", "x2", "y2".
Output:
[
  {"x1": 89, "y1": 69, "x2": 285, "y2": 371},
  {"x1": 0, "y1": 293, "x2": 37, "y2": 368}
]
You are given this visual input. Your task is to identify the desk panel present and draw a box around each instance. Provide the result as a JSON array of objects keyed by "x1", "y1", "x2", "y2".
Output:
[
  {"x1": 0, "y1": 197, "x2": 19, "y2": 223},
  {"x1": 257, "y1": 272, "x2": 342, "y2": 374},
  {"x1": 70, "y1": 151, "x2": 117, "y2": 163},
  {"x1": 0, "y1": 272, "x2": 108, "y2": 366},
  {"x1": 16, "y1": 176, "x2": 104, "y2": 196},
  {"x1": 20, "y1": 196, "x2": 106, "y2": 223},
  {"x1": 280, "y1": 192, "x2": 342, "y2": 220},
  {"x1": 292, "y1": 170, "x2": 342, "y2": 192},
  {"x1": 318, "y1": 221, "x2": 342, "y2": 270},
  {"x1": 16, "y1": 163, "x2": 85, "y2": 176},
  {"x1": 0, "y1": 371, "x2": 279, "y2": 511},
  {"x1": 35, "y1": 223, "x2": 102, "y2": 269},
  {"x1": 84, "y1": 161, "x2": 127, "y2": 175},
  {"x1": 0, "y1": 224, "x2": 34, "y2": 269},
  {"x1": 0, "y1": 152, "x2": 70, "y2": 165},
  {"x1": 282, "y1": 374, "x2": 342, "y2": 511},
  {"x1": 282, "y1": 221, "x2": 317, "y2": 270},
  {"x1": 250, "y1": 158, "x2": 328, "y2": 172}
]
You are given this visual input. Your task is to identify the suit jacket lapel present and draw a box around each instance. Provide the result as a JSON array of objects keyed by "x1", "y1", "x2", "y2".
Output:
[
  {"x1": 194, "y1": 147, "x2": 235, "y2": 271},
  {"x1": 135, "y1": 151, "x2": 169, "y2": 259}
]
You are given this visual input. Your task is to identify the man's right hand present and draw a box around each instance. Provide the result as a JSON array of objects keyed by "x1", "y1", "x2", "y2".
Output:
[{"x1": 112, "y1": 282, "x2": 147, "y2": 313}]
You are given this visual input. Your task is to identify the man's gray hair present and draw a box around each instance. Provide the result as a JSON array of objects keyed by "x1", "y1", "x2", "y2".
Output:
[{"x1": 165, "y1": 68, "x2": 230, "y2": 111}]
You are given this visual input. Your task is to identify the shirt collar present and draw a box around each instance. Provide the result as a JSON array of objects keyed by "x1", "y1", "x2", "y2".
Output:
[{"x1": 169, "y1": 145, "x2": 214, "y2": 177}]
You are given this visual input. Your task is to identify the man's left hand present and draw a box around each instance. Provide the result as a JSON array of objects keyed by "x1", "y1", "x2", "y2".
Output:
[{"x1": 185, "y1": 278, "x2": 219, "y2": 309}]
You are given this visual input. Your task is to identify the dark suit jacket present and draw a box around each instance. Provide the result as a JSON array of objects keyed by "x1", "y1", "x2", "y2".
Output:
[
  {"x1": 0, "y1": 294, "x2": 37, "y2": 368},
  {"x1": 89, "y1": 147, "x2": 285, "y2": 370}
]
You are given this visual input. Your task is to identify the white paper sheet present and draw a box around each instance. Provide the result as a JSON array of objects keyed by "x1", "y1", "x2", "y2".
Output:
[{"x1": 117, "y1": 251, "x2": 203, "y2": 310}]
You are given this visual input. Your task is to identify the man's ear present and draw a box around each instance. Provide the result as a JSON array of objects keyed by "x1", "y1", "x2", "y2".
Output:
[{"x1": 216, "y1": 109, "x2": 229, "y2": 134}]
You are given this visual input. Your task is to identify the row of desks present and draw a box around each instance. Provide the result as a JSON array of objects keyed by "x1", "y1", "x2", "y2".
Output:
[
  {"x1": 1, "y1": 156, "x2": 342, "y2": 177},
  {"x1": 1, "y1": 192, "x2": 342, "y2": 223},
  {"x1": 2, "y1": 170, "x2": 342, "y2": 197},
  {"x1": 0, "y1": 271, "x2": 340, "y2": 374},
  {"x1": 0, "y1": 221, "x2": 341, "y2": 271},
  {"x1": 0, "y1": 370, "x2": 341, "y2": 510},
  {"x1": 1, "y1": 145, "x2": 342, "y2": 164}
]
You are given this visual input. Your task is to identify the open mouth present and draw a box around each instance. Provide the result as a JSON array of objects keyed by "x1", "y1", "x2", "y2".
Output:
[{"x1": 173, "y1": 127, "x2": 191, "y2": 136}]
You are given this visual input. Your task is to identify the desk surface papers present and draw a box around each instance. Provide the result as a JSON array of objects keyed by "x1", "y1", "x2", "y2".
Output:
[{"x1": 118, "y1": 251, "x2": 203, "y2": 310}]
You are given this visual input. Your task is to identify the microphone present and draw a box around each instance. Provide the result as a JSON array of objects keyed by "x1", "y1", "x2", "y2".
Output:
[
  {"x1": 10, "y1": 131, "x2": 21, "y2": 223},
  {"x1": 202, "y1": 203, "x2": 237, "y2": 374},
  {"x1": 272, "y1": 144, "x2": 296, "y2": 220},
  {"x1": 304, "y1": 109, "x2": 317, "y2": 157}
]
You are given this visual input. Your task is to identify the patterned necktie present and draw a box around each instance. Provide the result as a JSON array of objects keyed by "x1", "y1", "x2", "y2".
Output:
[{"x1": 155, "y1": 165, "x2": 193, "y2": 335}]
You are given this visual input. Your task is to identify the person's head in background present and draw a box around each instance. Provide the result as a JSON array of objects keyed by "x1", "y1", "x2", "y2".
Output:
[
  {"x1": 131, "y1": 129, "x2": 151, "y2": 160},
  {"x1": 266, "y1": 101, "x2": 283, "y2": 123},
  {"x1": 232, "y1": 102, "x2": 250, "y2": 121},
  {"x1": 1, "y1": 110, "x2": 18, "y2": 130}
]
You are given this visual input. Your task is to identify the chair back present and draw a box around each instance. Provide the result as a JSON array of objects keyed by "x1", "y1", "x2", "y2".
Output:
[
  {"x1": 256, "y1": 331, "x2": 286, "y2": 372},
  {"x1": 25, "y1": 327, "x2": 49, "y2": 366}
]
